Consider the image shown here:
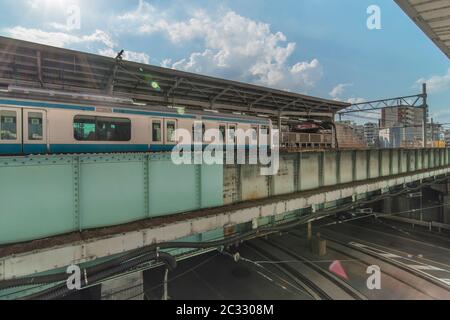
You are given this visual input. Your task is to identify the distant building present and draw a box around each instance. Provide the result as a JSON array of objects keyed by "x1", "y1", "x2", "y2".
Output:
[
  {"x1": 380, "y1": 106, "x2": 425, "y2": 147},
  {"x1": 427, "y1": 121, "x2": 444, "y2": 143},
  {"x1": 364, "y1": 122, "x2": 379, "y2": 147},
  {"x1": 379, "y1": 127, "x2": 401, "y2": 148},
  {"x1": 381, "y1": 106, "x2": 424, "y2": 129},
  {"x1": 335, "y1": 121, "x2": 367, "y2": 149},
  {"x1": 445, "y1": 130, "x2": 450, "y2": 147},
  {"x1": 379, "y1": 127, "x2": 423, "y2": 148},
  {"x1": 380, "y1": 107, "x2": 424, "y2": 144}
]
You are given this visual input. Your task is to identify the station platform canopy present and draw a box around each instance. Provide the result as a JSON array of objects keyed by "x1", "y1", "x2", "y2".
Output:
[
  {"x1": 0, "y1": 36, "x2": 348, "y2": 121},
  {"x1": 395, "y1": 0, "x2": 450, "y2": 59}
]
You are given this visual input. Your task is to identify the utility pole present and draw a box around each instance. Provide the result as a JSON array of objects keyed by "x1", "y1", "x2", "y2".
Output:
[
  {"x1": 277, "y1": 111, "x2": 282, "y2": 131},
  {"x1": 431, "y1": 118, "x2": 434, "y2": 146},
  {"x1": 422, "y1": 83, "x2": 428, "y2": 148}
]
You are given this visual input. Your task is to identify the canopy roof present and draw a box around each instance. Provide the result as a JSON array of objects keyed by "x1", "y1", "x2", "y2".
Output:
[{"x1": 0, "y1": 36, "x2": 349, "y2": 119}]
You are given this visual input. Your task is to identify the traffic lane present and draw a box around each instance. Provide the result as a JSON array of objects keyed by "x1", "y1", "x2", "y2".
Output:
[{"x1": 144, "y1": 250, "x2": 310, "y2": 300}]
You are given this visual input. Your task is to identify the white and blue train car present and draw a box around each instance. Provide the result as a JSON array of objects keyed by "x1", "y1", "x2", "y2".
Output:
[{"x1": 0, "y1": 97, "x2": 272, "y2": 155}]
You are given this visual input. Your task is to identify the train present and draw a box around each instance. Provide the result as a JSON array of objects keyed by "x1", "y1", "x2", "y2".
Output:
[{"x1": 0, "y1": 96, "x2": 272, "y2": 155}]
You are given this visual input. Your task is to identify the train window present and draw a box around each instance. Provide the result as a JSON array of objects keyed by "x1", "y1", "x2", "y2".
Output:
[
  {"x1": 152, "y1": 120, "x2": 162, "y2": 142},
  {"x1": 228, "y1": 125, "x2": 236, "y2": 144},
  {"x1": 74, "y1": 116, "x2": 96, "y2": 141},
  {"x1": 260, "y1": 125, "x2": 269, "y2": 135},
  {"x1": 192, "y1": 122, "x2": 206, "y2": 143},
  {"x1": 28, "y1": 112, "x2": 43, "y2": 140},
  {"x1": 251, "y1": 126, "x2": 258, "y2": 142},
  {"x1": 0, "y1": 110, "x2": 17, "y2": 140},
  {"x1": 73, "y1": 116, "x2": 131, "y2": 141},
  {"x1": 219, "y1": 125, "x2": 226, "y2": 143},
  {"x1": 166, "y1": 120, "x2": 176, "y2": 143}
]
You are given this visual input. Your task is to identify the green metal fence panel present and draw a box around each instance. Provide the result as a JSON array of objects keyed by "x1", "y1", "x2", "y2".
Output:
[
  {"x1": 369, "y1": 150, "x2": 380, "y2": 179},
  {"x1": 299, "y1": 153, "x2": 320, "y2": 190},
  {"x1": 339, "y1": 151, "x2": 353, "y2": 183},
  {"x1": 429, "y1": 149, "x2": 433, "y2": 168},
  {"x1": 272, "y1": 157, "x2": 295, "y2": 196},
  {"x1": 400, "y1": 150, "x2": 407, "y2": 173},
  {"x1": 0, "y1": 149, "x2": 449, "y2": 245},
  {"x1": 79, "y1": 158, "x2": 147, "y2": 229},
  {"x1": 392, "y1": 150, "x2": 399, "y2": 174},
  {"x1": 323, "y1": 151, "x2": 338, "y2": 186},
  {"x1": 355, "y1": 150, "x2": 368, "y2": 181},
  {"x1": 200, "y1": 164, "x2": 224, "y2": 208},
  {"x1": 417, "y1": 150, "x2": 423, "y2": 170},
  {"x1": 0, "y1": 157, "x2": 75, "y2": 244},
  {"x1": 241, "y1": 165, "x2": 269, "y2": 200},
  {"x1": 381, "y1": 150, "x2": 390, "y2": 176},
  {"x1": 148, "y1": 159, "x2": 199, "y2": 216}
]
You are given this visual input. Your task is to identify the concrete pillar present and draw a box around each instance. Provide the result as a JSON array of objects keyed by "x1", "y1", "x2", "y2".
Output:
[
  {"x1": 397, "y1": 196, "x2": 412, "y2": 218},
  {"x1": 444, "y1": 195, "x2": 450, "y2": 225},
  {"x1": 101, "y1": 271, "x2": 144, "y2": 300},
  {"x1": 383, "y1": 197, "x2": 393, "y2": 214},
  {"x1": 311, "y1": 233, "x2": 327, "y2": 256},
  {"x1": 307, "y1": 222, "x2": 312, "y2": 242}
]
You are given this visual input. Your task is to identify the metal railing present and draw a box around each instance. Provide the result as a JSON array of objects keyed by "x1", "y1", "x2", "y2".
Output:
[{"x1": 281, "y1": 132, "x2": 333, "y2": 148}]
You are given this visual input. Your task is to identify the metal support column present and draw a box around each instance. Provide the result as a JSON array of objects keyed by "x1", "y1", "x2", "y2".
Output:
[{"x1": 423, "y1": 83, "x2": 428, "y2": 148}]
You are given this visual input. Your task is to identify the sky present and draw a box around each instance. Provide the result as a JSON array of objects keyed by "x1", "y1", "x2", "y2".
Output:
[{"x1": 0, "y1": 0, "x2": 449, "y2": 122}]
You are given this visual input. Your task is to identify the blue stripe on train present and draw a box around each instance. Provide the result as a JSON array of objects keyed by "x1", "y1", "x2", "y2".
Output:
[
  {"x1": 0, "y1": 98, "x2": 95, "y2": 111},
  {"x1": 151, "y1": 145, "x2": 258, "y2": 152},
  {"x1": 23, "y1": 144, "x2": 48, "y2": 154},
  {"x1": 0, "y1": 144, "x2": 22, "y2": 154},
  {"x1": 0, "y1": 144, "x2": 267, "y2": 155},
  {"x1": 50, "y1": 144, "x2": 149, "y2": 153}
]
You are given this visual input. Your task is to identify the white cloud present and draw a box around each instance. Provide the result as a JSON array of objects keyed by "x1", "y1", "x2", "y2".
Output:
[
  {"x1": 47, "y1": 22, "x2": 74, "y2": 32},
  {"x1": 329, "y1": 83, "x2": 365, "y2": 104},
  {"x1": 5, "y1": 25, "x2": 150, "y2": 65},
  {"x1": 118, "y1": 1, "x2": 323, "y2": 93},
  {"x1": 4, "y1": 26, "x2": 114, "y2": 48},
  {"x1": 415, "y1": 68, "x2": 450, "y2": 94},
  {"x1": 346, "y1": 97, "x2": 366, "y2": 104},
  {"x1": 330, "y1": 83, "x2": 352, "y2": 99}
]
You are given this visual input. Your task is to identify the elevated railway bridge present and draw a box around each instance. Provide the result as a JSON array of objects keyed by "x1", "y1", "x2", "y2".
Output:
[
  {"x1": 1, "y1": 148, "x2": 450, "y2": 299},
  {"x1": 0, "y1": 37, "x2": 449, "y2": 300}
]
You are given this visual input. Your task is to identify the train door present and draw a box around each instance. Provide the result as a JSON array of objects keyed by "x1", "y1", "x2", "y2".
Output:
[
  {"x1": 150, "y1": 118, "x2": 163, "y2": 151},
  {"x1": 0, "y1": 107, "x2": 22, "y2": 154},
  {"x1": 23, "y1": 109, "x2": 48, "y2": 154},
  {"x1": 164, "y1": 118, "x2": 178, "y2": 147}
]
